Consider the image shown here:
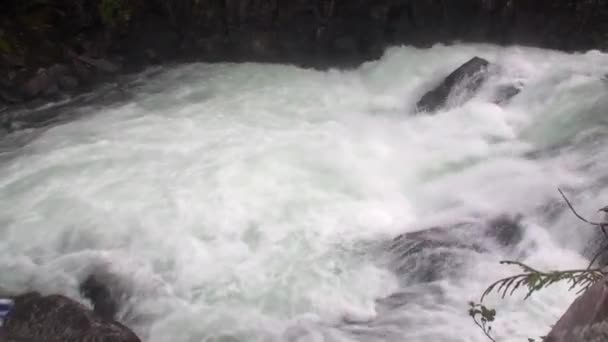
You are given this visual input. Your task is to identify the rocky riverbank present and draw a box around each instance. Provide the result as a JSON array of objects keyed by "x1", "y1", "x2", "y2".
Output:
[{"x1": 1, "y1": 0, "x2": 607, "y2": 108}]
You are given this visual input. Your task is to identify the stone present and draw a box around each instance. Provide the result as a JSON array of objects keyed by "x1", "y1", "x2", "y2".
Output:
[
  {"x1": 0, "y1": 53, "x2": 25, "y2": 68},
  {"x1": 58, "y1": 76, "x2": 79, "y2": 90},
  {"x1": 77, "y1": 55, "x2": 120, "y2": 74},
  {"x1": 388, "y1": 215, "x2": 523, "y2": 282},
  {"x1": 545, "y1": 277, "x2": 608, "y2": 342},
  {"x1": 0, "y1": 0, "x2": 606, "y2": 108},
  {"x1": 332, "y1": 36, "x2": 358, "y2": 54},
  {"x1": 72, "y1": 60, "x2": 93, "y2": 83},
  {"x1": 0, "y1": 331, "x2": 42, "y2": 342},
  {"x1": 80, "y1": 274, "x2": 119, "y2": 321},
  {"x1": 3, "y1": 293, "x2": 141, "y2": 342},
  {"x1": 416, "y1": 56, "x2": 490, "y2": 113},
  {"x1": 46, "y1": 64, "x2": 70, "y2": 79},
  {"x1": 493, "y1": 84, "x2": 522, "y2": 104},
  {"x1": 484, "y1": 214, "x2": 524, "y2": 247},
  {"x1": 21, "y1": 70, "x2": 54, "y2": 98},
  {"x1": 0, "y1": 86, "x2": 23, "y2": 103}
]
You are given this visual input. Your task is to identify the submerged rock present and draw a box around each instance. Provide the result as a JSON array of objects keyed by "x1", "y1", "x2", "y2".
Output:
[
  {"x1": 416, "y1": 56, "x2": 490, "y2": 113},
  {"x1": 2, "y1": 293, "x2": 140, "y2": 342},
  {"x1": 545, "y1": 276, "x2": 608, "y2": 342},
  {"x1": 388, "y1": 215, "x2": 523, "y2": 282},
  {"x1": 0, "y1": 86, "x2": 23, "y2": 104},
  {"x1": 485, "y1": 214, "x2": 524, "y2": 247},
  {"x1": 492, "y1": 84, "x2": 522, "y2": 104},
  {"x1": 21, "y1": 70, "x2": 54, "y2": 98},
  {"x1": 0, "y1": 331, "x2": 40, "y2": 342},
  {"x1": 76, "y1": 56, "x2": 120, "y2": 74},
  {"x1": 57, "y1": 76, "x2": 79, "y2": 90},
  {"x1": 80, "y1": 274, "x2": 119, "y2": 321}
]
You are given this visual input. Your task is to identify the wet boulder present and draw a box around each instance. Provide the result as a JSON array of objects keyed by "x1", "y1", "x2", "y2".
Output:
[
  {"x1": 0, "y1": 85, "x2": 23, "y2": 104},
  {"x1": 57, "y1": 75, "x2": 79, "y2": 91},
  {"x1": 76, "y1": 56, "x2": 120, "y2": 74},
  {"x1": 20, "y1": 64, "x2": 80, "y2": 98},
  {"x1": 0, "y1": 331, "x2": 41, "y2": 342},
  {"x1": 387, "y1": 215, "x2": 523, "y2": 283},
  {"x1": 492, "y1": 83, "x2": 522, "y2": 104},
  {"x1": 21, "y1": 69, "x2": 55, "y2": 98},
  {"x1": 2, "y1": 293, "x2": 140, "y2": 342},
  {"x1": 416, "y1": 56, "x2": 490, "y2": 113},
  {"x1": 484, "y1": 214, "x2": 524, "y2": 247},
  {"x1": 80, "y1": 274, "x2": 119, "y2": 321},
  {"x1": 544, "y1": 276, "x2": 608, "y2": 342},
  {"x1": 583, "y1": 206, "x2": 608, "y2": 268}
]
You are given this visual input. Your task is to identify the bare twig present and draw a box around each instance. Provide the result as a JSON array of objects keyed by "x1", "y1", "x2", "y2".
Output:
[
  {"x1": 472, "y1": 189, "x2": 608, "y2": 341},
  {"x1": 558, "y1": 189, "x2": 604, "y2": 226},
  {"x1": 587, "y1": 241, "x2": 608, "y2": 270},
  {"x1": 469, "y1": 303, "x2": 497, "y2": 342},
  {"x1": 558, "y1": 188, "x2": 608, "y2": 241},
  {"x1": 473, "y1": 318, "x2": 497, "y2": 342}
]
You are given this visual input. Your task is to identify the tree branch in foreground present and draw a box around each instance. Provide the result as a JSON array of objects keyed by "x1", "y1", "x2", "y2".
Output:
[{"x1": 469, "y1": 189, "x2": 608, "y2": 341}]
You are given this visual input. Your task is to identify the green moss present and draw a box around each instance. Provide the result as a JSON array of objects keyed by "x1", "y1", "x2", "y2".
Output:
[
  {"x1": 0, "y1": 32, "x2": 14, "y2": 54},
  {"x1": 99, "y1": 0, "x2": 136, "y2": 28}
]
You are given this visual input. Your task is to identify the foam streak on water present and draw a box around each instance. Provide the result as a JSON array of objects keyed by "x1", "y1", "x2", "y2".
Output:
[{"x1": 0, "y1": 44, "x2": 608, "y2": 342}]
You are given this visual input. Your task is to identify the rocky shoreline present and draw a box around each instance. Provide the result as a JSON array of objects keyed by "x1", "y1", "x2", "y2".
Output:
[{"x1": 1, "y1": 0, "x2": 607, "y2": 110}]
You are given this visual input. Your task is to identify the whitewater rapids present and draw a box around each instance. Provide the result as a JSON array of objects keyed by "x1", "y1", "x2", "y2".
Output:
[{"x1": 0, "y1": 44, "x2": 607, "y2": 342}]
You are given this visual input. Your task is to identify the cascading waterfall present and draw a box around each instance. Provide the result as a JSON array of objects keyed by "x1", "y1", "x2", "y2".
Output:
[{"x1": 0, "y1": 44, "x2": 607, "y2": 342}]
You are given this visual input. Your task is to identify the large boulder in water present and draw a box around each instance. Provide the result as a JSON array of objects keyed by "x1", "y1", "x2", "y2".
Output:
[
  {"x1": 2, "y1": 292, "x2": 141, "y2": 342},
  {"x1": 387, "y1": 215, "x2": 523, "y2": 283},
  {"x1": 544, "y1": 276, "x2": 608, "y2": 342},
  {"x1": 416, "y1": 56, "x2": 490, "y2": 113},
  {"x1": 80, "y1": 274, "x2": 120, "y2": 322},
  {"x1": 492, "y1": 83, "x2": 523, "y2": 105}
]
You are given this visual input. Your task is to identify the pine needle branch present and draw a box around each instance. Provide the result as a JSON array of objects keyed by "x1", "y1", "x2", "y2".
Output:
[
  {"x1": 480, "y1": 261, "x2": 606, "y2": 303},
  {"x1": 469, "y1": 189, "x2": 608, "y2": 341}
]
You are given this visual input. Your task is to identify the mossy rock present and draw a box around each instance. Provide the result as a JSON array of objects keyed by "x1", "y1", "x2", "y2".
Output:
[
  {"x1": 0, "y1": 30, "x2": 23, "y2": 58},
  {"x1": 0, "y1": 34, "x2": 12, "y2": 54},
  {"x1": 99, "y1": 0, "x2": 142, "y2": 28}
]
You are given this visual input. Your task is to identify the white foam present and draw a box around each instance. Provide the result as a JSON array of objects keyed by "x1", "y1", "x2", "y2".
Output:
[{"x1": 0, "y1": 44, "x2": 607, "y2": 341}]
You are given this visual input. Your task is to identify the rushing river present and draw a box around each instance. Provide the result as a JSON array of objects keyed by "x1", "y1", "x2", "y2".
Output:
[{"x1": 0, "y1": 44, "x2": 607, "y2": 342}]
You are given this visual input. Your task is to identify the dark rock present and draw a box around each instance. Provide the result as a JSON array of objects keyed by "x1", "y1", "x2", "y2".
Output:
[
  {"x1": 120, "y1": 13, "x2": 181, "y2": 67},
  {"x1": 416, "y1": 56, "x2": 490, "y2": 113},
  {"x1": 99, "y1": 88, "x2": 130, "y2": 105},
  {"x1": 388, "y1": 215, "x2": 523, "y2": 283},
  {"x1": 0, "y1": 86, "x2": 23, "y2": 103},
  {"x1": 72, "y1": 61, "x2": 93, "y2": 83},
  {"x1": 42, "y1": 83, "x2": 60, "y2": 97},
  {"x1": 80, "y1": 274, "x2": 119, "y2": 321},
  {"x1": 545, "y1": 276, "x2": 608, "y2": 342},
  {"x1": 0, "y1": 331, "x2": 42, "y2": 342},
  {"x1": 493, "y1": 84, "x2": 522, "y2": 104},
  {"x1": 3, "y1": 292, "x2": 140, "y2": 342},
  {"x1": 21, "y1": 70, "x2": 54, "y2": 98},
  {"x1": 332, "y1": 36, "x2": 358, "y2": 54},
  {"x1": 389, "y1": 239, "x2": 481, "y2": 283},
  {"x1": 0, "y1": 54, "x2": 25, "y2": 69},
  {"x1": 484, "y1": 214, "x2": 524, "y2": 247},
  {"x1": 584, "y1": 206, "x2": 608, "y2": 268},
  {"x1": 46, "y1": 64, "x2": 70, "y2": 79},
  {"x1": 58, "y1": 76, "x2": 79, "y2": 90},
  {"x1": 1, "y1": 0, "x2": 607, "y2": 109},
  {"x1": 19, "y1": 64, "x2": 76, "y2": 98},
  {"x1": 76, "y1": 56, "x2": 120, "y2": 74}
]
